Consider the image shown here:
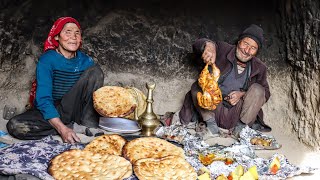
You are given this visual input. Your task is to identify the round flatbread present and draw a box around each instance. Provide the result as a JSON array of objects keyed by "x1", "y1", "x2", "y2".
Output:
[
  {"x1": 48, "y1": 149, "x2": 132, "y2": 180},
  {"x1": 134, "y1": 155, "x2": 197, "y2": 180},
  {"x1": 93, "y1": 86, "x2": 137, "y2": 117},
  {"x1": 84, "y1": 134, "x2": 126, "y2": 156},
  {"x1": 125, "y1": 87, "x2": 147, "y2": 120},
  {"x1": 123, "y1": 137, "x2": 185, "y2": 164}
]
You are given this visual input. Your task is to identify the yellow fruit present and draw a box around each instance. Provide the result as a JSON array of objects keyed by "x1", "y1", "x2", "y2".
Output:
[
  {"x1": 199, "y1": 167, "x2": 211, "y2": 174},
  {"x1": 228, "y1": 173, "x2": 240, "y2": 180},
  {"x1": 248, "y1": 165, "x2": 259, "y2": 179},
  {"x1": 198, "y1": 172, "x2": 211, "y2": 180},
  {"x1": 234, "y1": 165, "x2": 244, "y2": 176},
  {"x1": 228, "y1": 164, "x2": 244, "y2": 180},
  {"x1": 216, "y1": 174, "x2": 228, "y2": 180},
  {"x1": 239, "y1": 171, "x2": 255, "y2": 180}
]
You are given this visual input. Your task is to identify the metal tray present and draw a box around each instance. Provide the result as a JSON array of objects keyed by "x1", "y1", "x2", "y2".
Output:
[
  {"x1": 239, "y1": 126, "x2": 282, "y2": 150},
  {"x1": 99, "y1": 117, "x2": 141, "y2": 134}
]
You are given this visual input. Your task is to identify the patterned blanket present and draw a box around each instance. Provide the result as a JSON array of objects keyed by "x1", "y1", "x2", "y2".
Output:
[{"x1": 0, "y1": 136, "x2": 84, "y2": 180}]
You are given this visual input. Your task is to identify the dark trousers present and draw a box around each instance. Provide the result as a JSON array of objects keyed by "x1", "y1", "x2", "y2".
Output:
[
  {"x1": 180, "y1": 81, "x2": 266, "y2": 130},
  {"x1": 6, "y1": 65, "x2": 104, "y2": 140}
]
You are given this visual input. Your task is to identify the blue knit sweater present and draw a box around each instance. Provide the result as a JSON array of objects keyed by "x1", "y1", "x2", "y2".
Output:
[{"x1": 34, "y1": 50, "x2": 95, "y2": 120}]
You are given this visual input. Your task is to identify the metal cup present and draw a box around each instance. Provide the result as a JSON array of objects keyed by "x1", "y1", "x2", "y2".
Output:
[{"x1": 3, "y1": 105, "x2": 16, "y2": 120}]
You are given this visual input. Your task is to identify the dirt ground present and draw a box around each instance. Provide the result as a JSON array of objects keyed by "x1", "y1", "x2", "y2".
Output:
[{"x1": 0, "y1": 116, "x2": 319, "y2": 179}]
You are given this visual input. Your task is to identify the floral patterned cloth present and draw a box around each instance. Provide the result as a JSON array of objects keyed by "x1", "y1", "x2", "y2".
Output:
[{"x1": 0, "y1": 136, "x2": 84, "y2": 180}]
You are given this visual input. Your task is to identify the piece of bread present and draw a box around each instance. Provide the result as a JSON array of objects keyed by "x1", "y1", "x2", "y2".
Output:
[
  {"x1": 93, "y1": 86, "x2": 137, "y2": 117},
  {"x1": 134, "y1": 155, "x2": 197, "y2": 180},
  {"x1": 48, "y1": 149, "x2": 132, "y2": 180},
  {"x1": 84, "y1": 134, "x2": 126, "y2": 156},
  {"x1": 125, "y1": 87, "x2": 147, "y2": 120},
  {"x1": 123, "y1": 137, "x2": 185, "y2": 164}
]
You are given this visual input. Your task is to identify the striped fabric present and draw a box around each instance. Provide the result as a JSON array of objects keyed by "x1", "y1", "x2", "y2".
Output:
[
  {"x1": 35, "y1": 50, "x2": 94, "y2": 120},
  {"x1": 52, "y1": 70, "x2": 84, "y2": 100}
]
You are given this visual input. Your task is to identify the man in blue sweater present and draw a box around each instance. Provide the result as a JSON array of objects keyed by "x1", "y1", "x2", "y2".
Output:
[{"x1": 6, "y1": 17, "x2": 104, "y2": 144}]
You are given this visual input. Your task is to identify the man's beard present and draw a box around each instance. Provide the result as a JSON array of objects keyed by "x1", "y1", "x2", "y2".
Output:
[{"x1": 236, "y1": 48, "x2": 253, "y2": 62}]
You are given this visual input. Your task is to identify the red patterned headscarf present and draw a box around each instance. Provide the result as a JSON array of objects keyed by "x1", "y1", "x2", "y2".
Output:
[
  {"x1": 43, "y1": 17, "x2": 81, "y2": 52},
  {"x1": 28, "y1": 17, "x2": 82, "y2": 108}
]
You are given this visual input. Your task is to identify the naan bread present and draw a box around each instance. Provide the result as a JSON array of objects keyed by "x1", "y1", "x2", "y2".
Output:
[
  {"x1": 125, "y1": 87, "x2": 147, "y2": 120},
  {"x1": 48, "y1": 149, "x2": 132, "y2": 180},
  {"x1": 84, "y1": 134, "x2": 126, "y2": 156},
  {"x1": 134, "y1": 155, "x2": 197, "y2": 180},
  {"x1": 93, "y1": 86, "x2": 137, "y2": 117},
  {"x1": 123, "y1": 137, "x2": 185, "y2": 164}
]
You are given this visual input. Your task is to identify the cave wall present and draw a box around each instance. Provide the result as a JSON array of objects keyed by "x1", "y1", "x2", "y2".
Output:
[
  {"x1": 279, "y1": 0, "x2": 320, "y2": 148},
  {"x1": 1, "y1": 0, "x2": 313, "y2": 146}
]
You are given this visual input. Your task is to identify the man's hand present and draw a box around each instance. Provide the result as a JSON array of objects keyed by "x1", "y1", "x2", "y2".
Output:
[
  {"x1": 49, "y1": 117, "x2": 80, "y2": 144},
  {"x1": 224, "y1": 91, "x2": 245, "y2": 106},
  {"x1": 202, "y1": 41, "x2": 216, "y2": 64}
]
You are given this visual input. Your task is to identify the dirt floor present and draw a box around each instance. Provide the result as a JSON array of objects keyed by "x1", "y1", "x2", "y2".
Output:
[{"x1": 0, "y1": 116, "x2": 319, "y2": 179}]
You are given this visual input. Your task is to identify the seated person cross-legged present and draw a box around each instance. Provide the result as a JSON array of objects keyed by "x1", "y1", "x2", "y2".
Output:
[
  {"x1": 179, "y1": 24, "x2": 272, "y2": 137},
  {"x1": 6, "y1": 17, "x2": 105, "y2": 144}
]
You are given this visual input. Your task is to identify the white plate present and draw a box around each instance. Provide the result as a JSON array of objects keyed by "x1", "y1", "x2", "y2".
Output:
[{"x1": 99, "y1": 117, "x2": 141, "y2": 134}]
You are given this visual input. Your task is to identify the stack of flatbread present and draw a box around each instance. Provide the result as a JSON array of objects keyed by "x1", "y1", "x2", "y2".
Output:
[
  {"x1": 93, "y1": 86, "x2": 146, "y2": 119},
  {"x1": 49, "y1": 135, "x2": 197, "y2": 180},
  {"x1": 48, "y1": 134, "x2": 132, "y2": 180},
  {"x1": 123, "y1": 137, "x2": 197, "y2": 180}
]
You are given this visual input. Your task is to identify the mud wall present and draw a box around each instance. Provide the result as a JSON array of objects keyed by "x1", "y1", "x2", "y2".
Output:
[
  {"x1": 279, "y1": 0, "x2": 320, "y2": 148},
  {"x1": 0, "y1": 0, "x2": 318, "y2": 148}
]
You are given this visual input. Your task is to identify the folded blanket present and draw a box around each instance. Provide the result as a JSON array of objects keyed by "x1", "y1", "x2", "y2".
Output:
[{"x1": 0, "y1": 136, "x2": 84, "y2": 180}]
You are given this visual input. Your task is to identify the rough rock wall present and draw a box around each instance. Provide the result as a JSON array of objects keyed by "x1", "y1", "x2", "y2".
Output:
[
  {"x1": 279, "y1": 0, "x2": 320, "y2": 149},
  {"x1": 0, "y1": 0, "x2": 301, "y2": 144}
]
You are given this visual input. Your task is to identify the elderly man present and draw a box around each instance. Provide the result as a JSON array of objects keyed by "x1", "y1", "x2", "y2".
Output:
[{"x1": 179, "y1": 24, "x2": 271, "y2": 136}]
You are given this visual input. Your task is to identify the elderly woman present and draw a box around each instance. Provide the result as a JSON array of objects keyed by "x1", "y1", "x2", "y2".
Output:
[{"x1": 7, "y1": 17, "x2": 104, "y2": 144}]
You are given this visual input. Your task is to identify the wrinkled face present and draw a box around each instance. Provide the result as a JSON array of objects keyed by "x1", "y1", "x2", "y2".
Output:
[
  {"x1": 55, "y1": 23, "x2": 81, "y2": 52},
  {"x1": 236, "y1": 37, "x2": 258, "y2": 62}
]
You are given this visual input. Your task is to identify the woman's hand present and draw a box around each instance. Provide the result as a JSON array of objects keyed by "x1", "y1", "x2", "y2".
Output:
[
  {"x1": 202, "y1": 41, "x2": 216, "y2": 64},
  {"x1": 225, "y1": 91, "x2": 246, "y2": 106},
  {"x1": 49, "y1": 117, "x2": 81, "y2": 144},
  {"x1": 58, "y1": 126, "x2": 81, "y2": 144}
]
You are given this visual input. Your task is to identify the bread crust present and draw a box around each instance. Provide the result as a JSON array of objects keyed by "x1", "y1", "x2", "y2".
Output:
[
  {"x1": 84, "y1": 134, "x2": 127, "y2": 156},
  {"x1": 134, "y1": 155, "x2": 197, "y2": 180},
  {"x1": 123, "y1": 137, "x2": 185, "y2": 164},
  {"x1": 125, "y1": 87, "x2": 147, "y2": 120},
  {"x1": 93, "y1": 86, "x2": 137, "y2": 117},
  {"x1": 48, "y1": 149, "x2": 132, "y2": 180}
]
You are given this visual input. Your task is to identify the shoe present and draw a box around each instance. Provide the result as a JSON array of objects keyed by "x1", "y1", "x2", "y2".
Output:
[
  {"x1": 159, "y1": 112, "x2": 175, "y2": 126},
  {"x1": 252, "y1": 122, "x2": 271, "y2": 132},
  {"x1": 85, "y1": 127, "x2": 104, "y2": 137},
  {"x1": 85, "y1": 128, "x2": 93, "y2": 137},
  {"x1": 232, "y1": 121, "x2": 246, "y2": 138},
  {"x1": 206, "y1": 120, "x2": 219, "y2": 135},
  {"x1": 94, "y1": 132, "x2": 104, "y2": 137}
]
